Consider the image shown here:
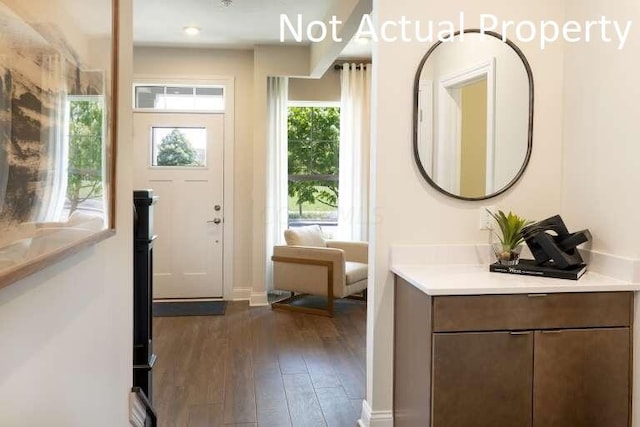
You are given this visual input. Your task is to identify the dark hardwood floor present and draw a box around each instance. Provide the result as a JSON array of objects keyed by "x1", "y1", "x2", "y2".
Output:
[{"x1": 152, "y1": 298, "x2": 366, "y2": 427}]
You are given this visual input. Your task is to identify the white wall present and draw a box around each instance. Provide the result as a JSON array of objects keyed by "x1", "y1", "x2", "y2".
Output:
[
  {"x1": 289, "y1": 68, "x2": 341, "y2": 102},
  {"x1": 561, "y1": 5, "x2": 640, "y2": 424},
  {"x1": 309, "y1": 0, "x2": 372, "y2": 77},
  {"x1": 0, "y1": 0, "x2": 134, "y2": 425},
  {"x1": 562, "y1": 0, "x2": 640, "y2": 259},
  {"x1": 368, "y1": 0, "x2": 565, "y2": 420},
  {"x1": 133, "y1": 47, "x2": 255, "y2": 299}
]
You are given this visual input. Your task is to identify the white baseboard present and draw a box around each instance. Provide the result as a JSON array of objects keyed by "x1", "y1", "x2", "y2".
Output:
[
  {"x1": 232, "y1": 288, "x2": 269, "y2": 306},
  {"x1": 250, "y1": 291, "x2": 269, "y2": 306},
  {"x1": 153, "y1": 297, "x2": 223, "y2": 302},
  {"x1": 358, "y1": 399, "x2": 393, "y2": 427},
  {"x1": 232, "y1": 287, "x2": 251, "y2": 301}
]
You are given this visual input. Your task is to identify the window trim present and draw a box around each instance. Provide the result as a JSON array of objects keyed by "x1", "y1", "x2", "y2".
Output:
[
  {"x1": 133, "y1": 83, "x2": 226, "y2": 113},
  {"x1": 288, "y1": 100, "x2": 340, "y2": 109}
]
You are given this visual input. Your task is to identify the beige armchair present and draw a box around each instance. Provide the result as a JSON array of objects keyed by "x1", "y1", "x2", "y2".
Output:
[{"x1": 271, "y1": 225, "x2": 368, "y2": 317}]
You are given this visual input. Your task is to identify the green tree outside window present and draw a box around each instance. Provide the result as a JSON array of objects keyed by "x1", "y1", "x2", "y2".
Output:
[
  {"x1": 288, "y1": 106, "x2": 340, "y2": 220},
  {"x1": 67, "y1": 99, "x2": 103, "y2": 214},
  {"x1": 156, "y1": 129, "x2": 199, "y2": 166}
]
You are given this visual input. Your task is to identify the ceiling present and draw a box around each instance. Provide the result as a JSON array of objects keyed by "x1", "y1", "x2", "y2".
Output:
[
  {"x1": 135, "y1": 0, "x2": 330, "y2": 47},
  {"x1": 133, "y1": 0, "x2": 371, "y2": 58}
]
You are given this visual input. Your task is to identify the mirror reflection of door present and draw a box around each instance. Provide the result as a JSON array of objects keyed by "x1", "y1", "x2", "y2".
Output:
[
  {"x1": 414, "y1": 31, "x2": 533, "y2": 200},
  {"x1": 436, "y1": 57, "x2": 496, "y2": 197},
  {"x1": 459, "y1": 78, "x2": 487, "y2": 199}
]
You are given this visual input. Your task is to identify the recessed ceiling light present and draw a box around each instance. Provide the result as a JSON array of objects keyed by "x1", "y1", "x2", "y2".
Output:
[
  {"x1": 220, "y1": 0, "x2": 233, "y2": 6},
  {"x1": 183, "y1": 26, "x2": 201, "y2": 36}
]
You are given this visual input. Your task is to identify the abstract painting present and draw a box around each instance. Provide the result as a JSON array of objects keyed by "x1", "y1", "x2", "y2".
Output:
[{"x1": 0, "y1": 0, "x2": 117, "y2": 288}]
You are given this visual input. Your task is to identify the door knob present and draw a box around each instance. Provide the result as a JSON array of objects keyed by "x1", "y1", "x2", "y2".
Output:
[{"x1": 207, "y1": 218, "x2": 222, "y2": 224}]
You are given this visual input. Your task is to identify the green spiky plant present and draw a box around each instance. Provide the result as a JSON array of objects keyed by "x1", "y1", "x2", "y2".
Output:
[{"x1": 488, "y1": 210, "x2": 534, "y2": 262}]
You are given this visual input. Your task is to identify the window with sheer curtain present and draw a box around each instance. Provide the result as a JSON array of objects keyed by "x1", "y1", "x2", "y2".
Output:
[
  {"x1": 266, "y1": 67, "x2": 370, "y2": 290},
  {"x1": 287, "y1": 103, "x2": 340, "y2": 234}
]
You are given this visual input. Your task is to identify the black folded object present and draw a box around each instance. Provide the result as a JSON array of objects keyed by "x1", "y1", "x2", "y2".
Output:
[{"x1": 522, "y1": 215, "x2": 591, "y2": 269}]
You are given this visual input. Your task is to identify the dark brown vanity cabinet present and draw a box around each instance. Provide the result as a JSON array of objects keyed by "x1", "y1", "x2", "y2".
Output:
[
  {"x1": 394, "y1": 277, "x2": 633, "y2": 427},
  {"x1": 432, "y1": 331, "x2": 534, "y2": 427},
  {"x1": 532, "y1": 328, "x2": 631, "y2": 427}
]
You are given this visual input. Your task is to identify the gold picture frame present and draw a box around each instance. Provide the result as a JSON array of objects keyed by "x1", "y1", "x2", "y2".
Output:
[{"x1": 0, "y1": 0, "x2": 119, "y2": 289}]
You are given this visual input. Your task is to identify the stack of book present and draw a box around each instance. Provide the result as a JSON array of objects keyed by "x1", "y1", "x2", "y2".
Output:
[{"x1": 489, "y1": 259, "x2": 587, "y2": 280}]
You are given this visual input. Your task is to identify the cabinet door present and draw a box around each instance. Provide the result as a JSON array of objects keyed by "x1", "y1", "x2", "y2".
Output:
[
  {"x1": 432, "y1": 331, "x2": 533, "y2": 427},
  {"x1": 533, "y1": 328, "x2": 630, "y2": 427}
]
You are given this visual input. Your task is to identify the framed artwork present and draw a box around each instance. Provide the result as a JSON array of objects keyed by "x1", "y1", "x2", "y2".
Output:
[{"x1": 0, "y1": 0, "x2": 118, "y2": 289}]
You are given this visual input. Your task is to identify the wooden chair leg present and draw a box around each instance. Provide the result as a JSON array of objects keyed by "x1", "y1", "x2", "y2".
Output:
[
  {"x1": 345, "y1": 289, "x2": 367, "y2": 302},
  {"x1": 271, "y1": 293, "x2": 334, "y2": 317}
]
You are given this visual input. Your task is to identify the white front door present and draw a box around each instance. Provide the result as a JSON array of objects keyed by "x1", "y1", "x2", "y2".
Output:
[{"x1": 134, "y1": 113, "x2": 224, "y2": 299}]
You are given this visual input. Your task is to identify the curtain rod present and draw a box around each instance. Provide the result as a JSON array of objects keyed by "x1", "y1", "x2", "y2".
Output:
[{"x1": 333, "y1": 64, "x2": 367, "y2": 71}]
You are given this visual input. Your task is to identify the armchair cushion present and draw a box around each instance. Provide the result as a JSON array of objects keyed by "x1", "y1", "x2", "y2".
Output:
[
  {"x1": 326, "y1": 240, "x2": 368, "y2": 264},
  {"x1": 284, "y1": 225, "x2": 326, "y2": 247},
  {"x1": 345, "y1": 262, "x2": 368, "y2": 285},
  {"x1": 272, "y1": 245, "x2": 345, "y2": 297}
]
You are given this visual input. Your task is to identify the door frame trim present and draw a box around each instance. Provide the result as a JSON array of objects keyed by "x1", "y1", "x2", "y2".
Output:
[{"x1": 133, "y1": 74, "x2": 235, "y2": 301}]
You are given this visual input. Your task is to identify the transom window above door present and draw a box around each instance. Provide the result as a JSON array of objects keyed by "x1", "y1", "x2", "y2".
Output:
[{"x1": 134, "y1": 85, "x2": 225, "y2": 111}]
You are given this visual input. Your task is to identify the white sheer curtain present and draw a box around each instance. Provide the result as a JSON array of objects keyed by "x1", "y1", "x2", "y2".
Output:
[
  {"x1": 37, "y1": 54, "x2": 68, "y2": 222},
  {"x1": 265, "y1": 76, "x2": 289, "y2": 291},
  {"x1": 337, "y1": 63, "x2": 371, "y2": 241}
]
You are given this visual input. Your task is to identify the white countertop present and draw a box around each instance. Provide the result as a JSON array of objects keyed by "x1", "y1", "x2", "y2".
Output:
[{"x1": 391, "y1": 264, "x2": 640, "y2": 296}]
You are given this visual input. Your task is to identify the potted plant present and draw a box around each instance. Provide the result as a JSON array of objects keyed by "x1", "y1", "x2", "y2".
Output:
[{"x1": 488, "y1": 210, "x2": 533, "y2": 265}]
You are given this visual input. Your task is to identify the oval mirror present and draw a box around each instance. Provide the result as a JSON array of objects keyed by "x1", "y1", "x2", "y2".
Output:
[{"x1": 413, "y1": 30, "x2": 534, "y2": 200}]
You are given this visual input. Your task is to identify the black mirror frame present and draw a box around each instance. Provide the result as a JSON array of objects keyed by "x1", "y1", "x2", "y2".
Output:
[{"x1": 413, "y1": 29, "x2": 535, "y2": 201}]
